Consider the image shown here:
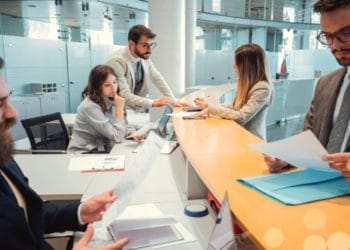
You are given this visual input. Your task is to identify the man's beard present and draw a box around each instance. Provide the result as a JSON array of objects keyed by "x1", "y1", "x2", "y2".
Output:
[
  {"x1": 134, "y1": 47, "x2": 150, "y2": 60},
  {"x1": 0, "y1": 118, "x2": 16, "y2": 167},
  {"x1": 332, "y1": 48, "x2": 350, "y2": 66}
]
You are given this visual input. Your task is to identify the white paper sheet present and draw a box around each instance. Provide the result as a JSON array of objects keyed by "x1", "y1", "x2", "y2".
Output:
[
  {"x1": 101, "y1": 132, "x2": 165, "y2": 226},
  {"x1": 251, "y1": 130, "x2": 334, "y2": 171}
]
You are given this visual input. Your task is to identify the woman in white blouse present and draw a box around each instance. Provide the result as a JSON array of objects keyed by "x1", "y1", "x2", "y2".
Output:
[
  {"x1": 195, "y1": 43, "x2": 273, "y2": 140},
  {"x1": 68, "y1": 65, "x2": 141, "y2": 153}
]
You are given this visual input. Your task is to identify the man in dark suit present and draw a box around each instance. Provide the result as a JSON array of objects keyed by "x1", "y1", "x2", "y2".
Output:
[
  {"x1": 0, "y1": 56, "x2": 128, "y2": 249},
  {"x1": 264, "y1": 0, "x2": 350, "y2": 179}
]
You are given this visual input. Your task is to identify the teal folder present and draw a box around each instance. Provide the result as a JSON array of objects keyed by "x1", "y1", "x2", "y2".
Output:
[{"x1": 237, "y1": 169, "x2": 350, "y2": 205}]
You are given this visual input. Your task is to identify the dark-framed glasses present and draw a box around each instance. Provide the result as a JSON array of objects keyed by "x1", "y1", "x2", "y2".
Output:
[
  {"x1": 317, "y1": 26, "x2": 350, "y2": 45},
  {"x1": 0, "y1": 90, "x2": 13, "y2": 108},
  {"x1": 138, "y1": 42, "x2": 157, "y2": 49}
]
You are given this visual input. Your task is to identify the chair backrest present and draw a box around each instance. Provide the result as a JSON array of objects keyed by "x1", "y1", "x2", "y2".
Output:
[{"x1": 21, "y1": 112, "x2": 69, "y2": 152}]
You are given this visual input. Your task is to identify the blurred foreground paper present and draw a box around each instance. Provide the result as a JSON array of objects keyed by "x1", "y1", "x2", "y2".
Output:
[{"x1": 101, "y1": 131, "x2": 165, "y2": 226}]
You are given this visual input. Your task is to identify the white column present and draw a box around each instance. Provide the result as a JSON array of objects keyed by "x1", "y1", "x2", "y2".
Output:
[
  {"x1": 185, "y1": 0, "x2": 196, "y2": 87},
  {"x1": 148, "y1": 0, "x2": 185, "y2": 97}
]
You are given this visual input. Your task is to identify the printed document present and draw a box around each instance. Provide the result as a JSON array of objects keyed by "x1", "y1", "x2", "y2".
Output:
[{"x1": 251, "y1": 130, "x2": 334, "y2": 171}]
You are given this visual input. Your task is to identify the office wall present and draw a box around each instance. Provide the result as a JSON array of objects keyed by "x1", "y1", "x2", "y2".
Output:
[
  {"x1": 287, "y1": 49, "x2": 339, "y2": 79},
  {"x1": 195, "y1": 49, "x2": 340, "y2": 85},
  {"x1": 195, "y1": 50, "x2": 279, "y2": 85},
  {"x1": 3, "y1": 35, "x2": 68, "y2": 98}
]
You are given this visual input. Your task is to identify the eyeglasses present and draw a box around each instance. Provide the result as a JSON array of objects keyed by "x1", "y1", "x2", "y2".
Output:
[
  {"x1": 138, "y1": 42, "x2": 157, "y2": 49},
  {"x1": 317, "y1": 26, "x2": 350, "y2": 45},
  {"x1": 0, "y1": 90, "x2": 13, "y2": 108}
]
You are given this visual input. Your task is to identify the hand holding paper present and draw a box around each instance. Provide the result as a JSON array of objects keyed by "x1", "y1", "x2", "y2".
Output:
[{"x1": 323, "y1": 153, "x2": 350, "y2": 181}]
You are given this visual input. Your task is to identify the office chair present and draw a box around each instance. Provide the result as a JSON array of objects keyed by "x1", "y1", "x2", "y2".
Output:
[{"x1": 21, "y1": 112, "x2": 69, "y2": 153}]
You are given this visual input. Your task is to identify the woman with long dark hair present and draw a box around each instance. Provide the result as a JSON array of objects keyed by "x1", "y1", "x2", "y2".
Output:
[{"x1": 68, "y1": 64, "x2": 139, "y2": 153}]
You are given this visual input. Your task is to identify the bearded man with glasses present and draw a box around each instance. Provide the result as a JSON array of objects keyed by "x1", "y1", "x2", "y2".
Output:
[
  {"x1": 264, "y1": 0, "x2": 350, "y2": 180},
  {"x1": 106, "y1": 24, "x2": 187, "y2": 111}
]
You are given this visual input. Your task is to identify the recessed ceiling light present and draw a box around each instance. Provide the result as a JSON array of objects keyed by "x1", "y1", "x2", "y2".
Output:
[{"x1": 28, "y1": 4, "x2": 37, "y2": 8}]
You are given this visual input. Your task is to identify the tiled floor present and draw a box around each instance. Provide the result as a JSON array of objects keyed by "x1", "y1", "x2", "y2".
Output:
[{"x1": 266, "y1": 117, "x2": 304, "y2": 142}]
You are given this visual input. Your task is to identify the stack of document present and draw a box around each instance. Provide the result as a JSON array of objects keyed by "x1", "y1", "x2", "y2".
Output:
[{"x1": 68, "y1": 155, "x2": 125, "y2": 172}]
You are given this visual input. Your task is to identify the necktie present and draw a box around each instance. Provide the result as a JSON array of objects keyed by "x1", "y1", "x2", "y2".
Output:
[
  {"x1": 134, "y1": 61, "x2": 143, "y2": 94},
  {"x1": 326, "y1": 75, "x2": 350, "y2": 153}
]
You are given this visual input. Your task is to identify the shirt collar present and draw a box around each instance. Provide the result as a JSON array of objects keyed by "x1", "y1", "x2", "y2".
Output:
[{"x1": 128, "y1": 47, "x2": 141, "y2": 64}]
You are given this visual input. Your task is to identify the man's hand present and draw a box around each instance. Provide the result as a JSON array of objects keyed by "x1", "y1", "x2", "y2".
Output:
[
  {"x1": 263, "y1": 154, "x2": 289, "y2": 173},
  {"x1": 80, "y1": 190, "x2": 116, "y2": 224},
  {"x1": 152, "y1": 96, "x2": 173, "y2": 107},
  {"x1": 74, "y1": 224, "x2": 129, "y2": 250},
  {"x1": 194, "y1": 98, "x2": 208, "y2": 109},
  {"x1": 323, "y1": 153, "x2": 350, "y2": 181}
]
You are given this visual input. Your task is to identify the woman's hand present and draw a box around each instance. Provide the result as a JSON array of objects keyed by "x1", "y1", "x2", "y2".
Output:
[
  {"x1": 114, "y1": 95, "x2": 125, "y2": 120},
  {"x1": 194, "y1": 98, "x2": 208, "y2": 109},
  {"x1": 132, "y1": 133, "x2": 146, "y2": 143},
  {"x1": 113, "y1": 95, "x2": 125, "y2": 109}
]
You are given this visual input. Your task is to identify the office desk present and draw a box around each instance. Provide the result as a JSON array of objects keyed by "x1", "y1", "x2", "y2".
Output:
[
  {"x1": 173, "y1": 88, "x2": 350, "y2": 249},
  {"x1": 14, "y1": 154, "x2": 95, "y2": 200},
  {"x1": 81, "y1": 142, "x2": 214, "y2": 249},
  {"x1": 14, "y1": 141, "x2": 215, "y2": 249}
]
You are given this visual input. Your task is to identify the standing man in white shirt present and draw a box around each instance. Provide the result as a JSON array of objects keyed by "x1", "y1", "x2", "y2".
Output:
[{"x1": 106, "y1": 24, "x2": 186, "y2": 111}]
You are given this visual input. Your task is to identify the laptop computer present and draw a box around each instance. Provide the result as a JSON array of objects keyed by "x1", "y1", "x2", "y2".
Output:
[{"x1": 131, "y1": 106, "x2": 179, "y2": 154}]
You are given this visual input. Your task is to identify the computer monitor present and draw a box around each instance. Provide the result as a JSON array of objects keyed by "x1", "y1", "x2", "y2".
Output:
[{"x1": 157, "y1": 105, "x2": 173, "y2": 138}]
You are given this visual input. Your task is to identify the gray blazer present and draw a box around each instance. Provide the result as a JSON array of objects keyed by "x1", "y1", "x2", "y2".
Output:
[
  {"x1": 106, "y1": 46, "x2": 175, "y2": 111},
  {"x1": 303, "y1": 67, "x2": 349, "y2": 151},
  {"x1": 67, "y1": 97, "x2": 127, "y2": 153},
  {"x1": 207, "y1": 81, "x2": 273, "y2": 140}
]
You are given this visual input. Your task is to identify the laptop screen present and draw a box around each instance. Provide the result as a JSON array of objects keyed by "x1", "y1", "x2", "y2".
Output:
[{"x1": 157, "y1": 106, "x2": 173, "y2": 137}]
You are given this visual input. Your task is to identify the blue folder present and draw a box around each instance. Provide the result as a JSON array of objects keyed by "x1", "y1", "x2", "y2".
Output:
[{"x1": 237, "y1": 169, "x2": 350, "y2": 205}]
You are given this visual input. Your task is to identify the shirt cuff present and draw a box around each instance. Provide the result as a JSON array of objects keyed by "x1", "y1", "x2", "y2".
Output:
[
  {"x1": 77, "y1": 203, "x2": 85, "y2": 225},
  {"x1": 147, "y1": 99, "x2": 153, "y2": 108}
]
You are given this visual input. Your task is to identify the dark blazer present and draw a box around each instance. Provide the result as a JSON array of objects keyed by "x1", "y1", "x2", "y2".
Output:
[
  {"x1": 0, "y1": 158, "x2": 82, "y2": 250},
  {"x1": 303, "y1": 67, "x2": 350, "y2": 151}
]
